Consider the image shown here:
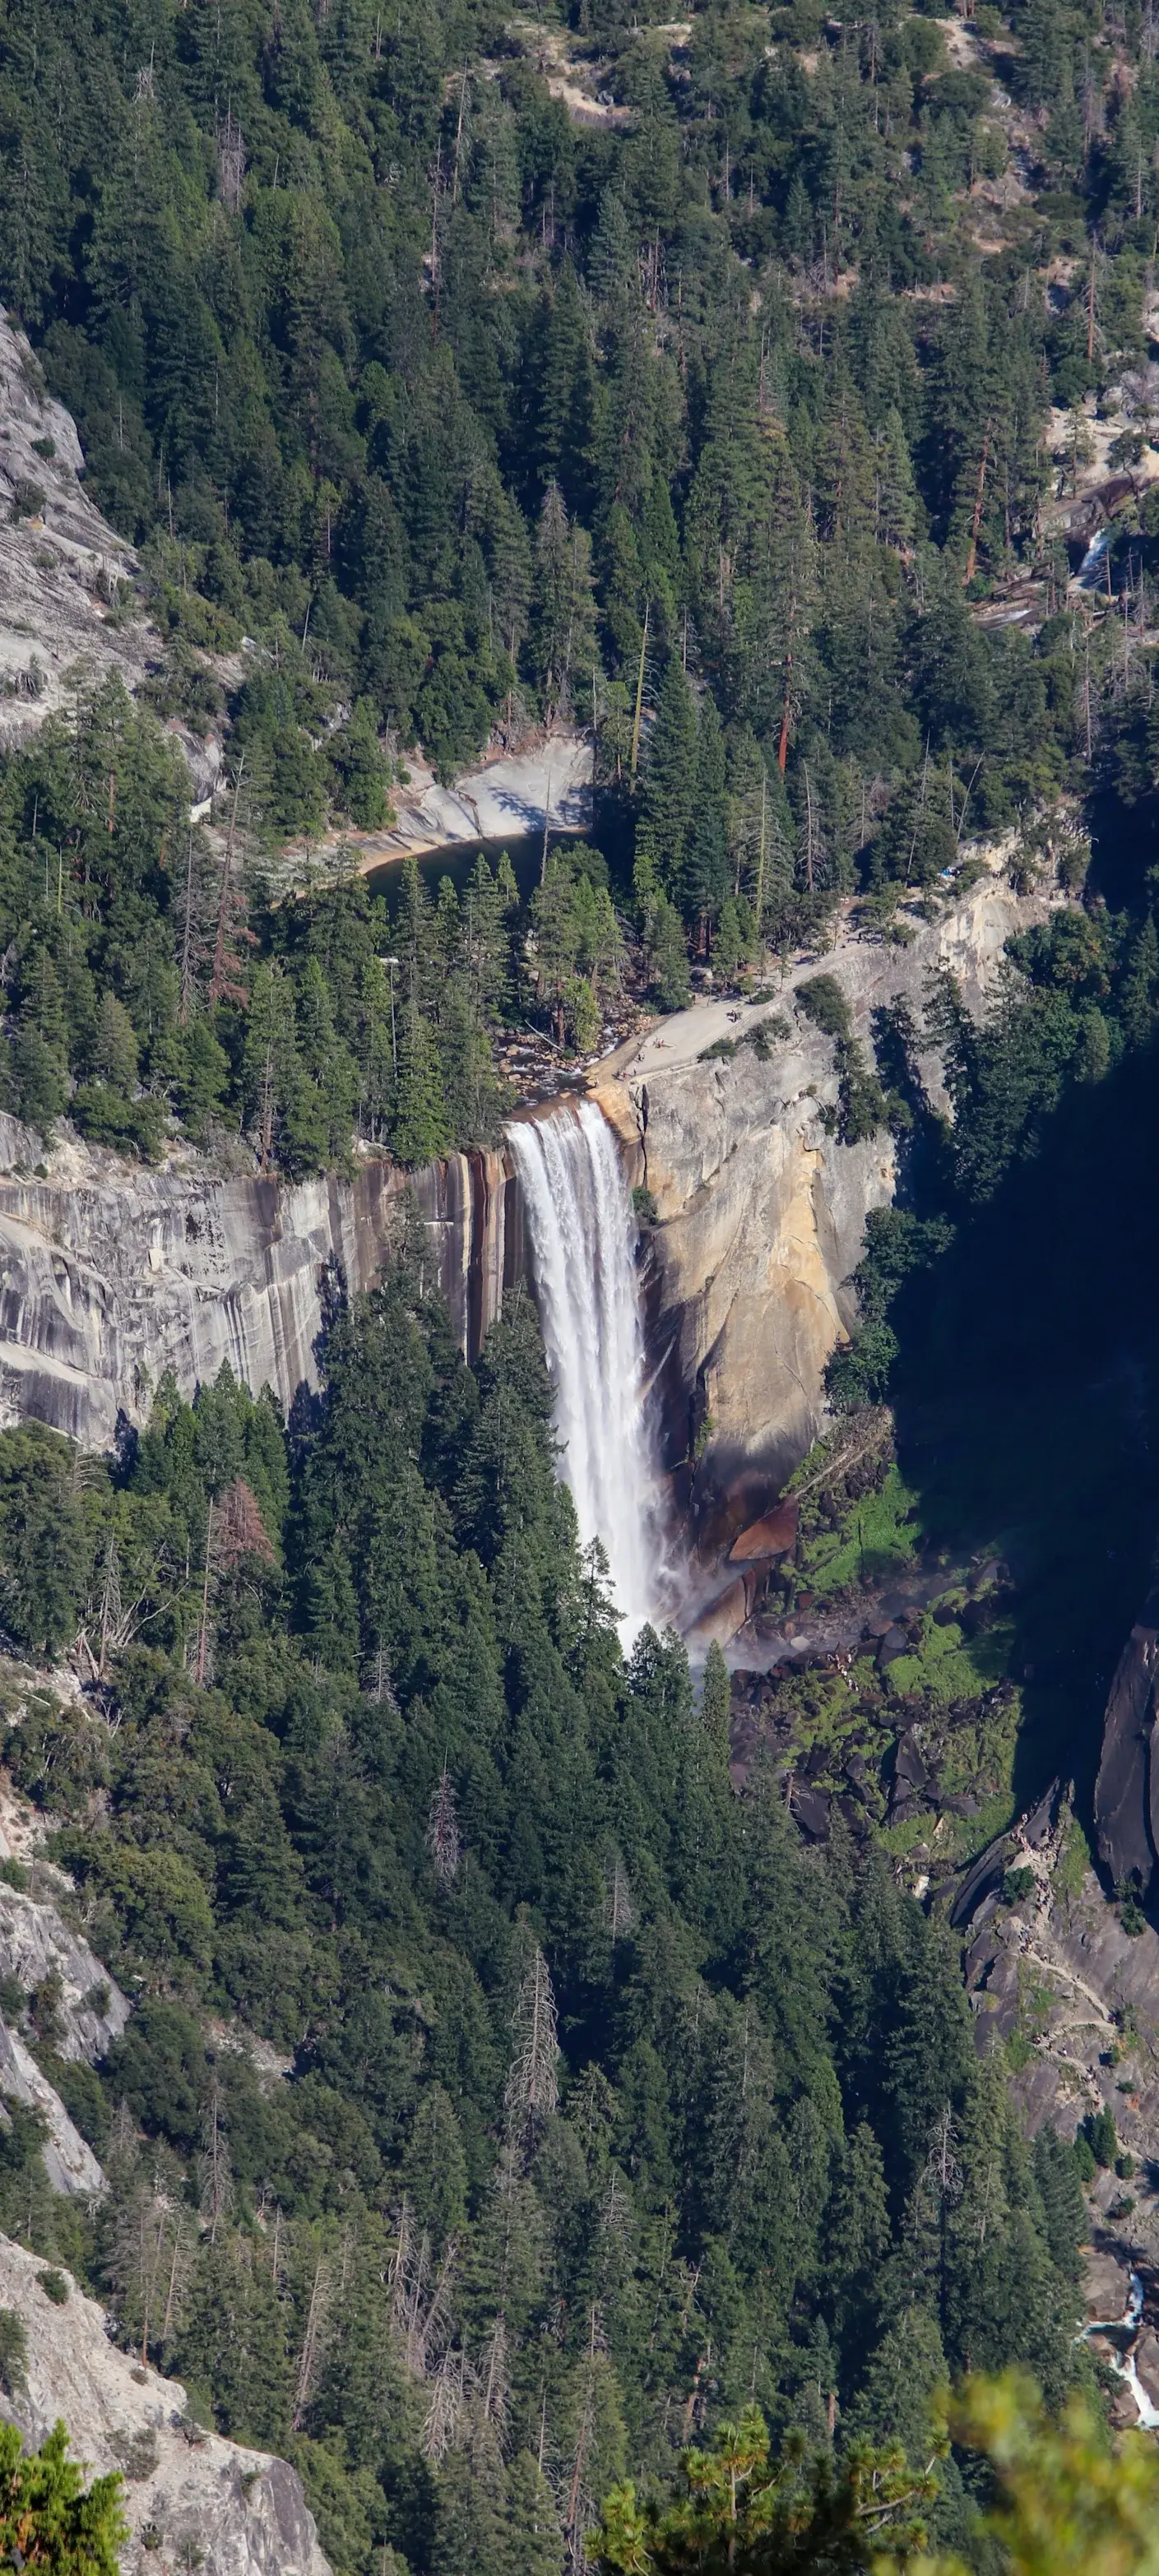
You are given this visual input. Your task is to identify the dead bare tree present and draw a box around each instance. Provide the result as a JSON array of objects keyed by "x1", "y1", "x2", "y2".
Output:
[
  {"x1": 605, "y1": 1853, "x2": 635, "y2": 1942},
  {"x1": 426, "y1": 1764, "x2": 462, "y2": 1887},
  {"x1": 388, "y1": 2198, "x2": 458, "y2": 2381},
  {"x1": 293, "y1": 2251, "x2": 332, "y2": 2430},
  {"x1": 217, "y1": 109, "x2": 246, "y2": 211},
  {"x1": 477, "y1": 2311, "x2": 509, "y2": 2444},
  {"x1": 197, "y1": 2075, "x2": 233, "y2": 2245},
  {"x1": 421, "y1": 2347, "x2": 469, "y2": 2462},
  {"x1": 72, "y1": 1531, "x2": 165, "y2": 1683},
  {"x1": 112, "y1": 2180, "x2": 187, "y2": 2367},
  {"x1": 503, "y1": 1945, "x2": 559, "y2": 2162},
  {"x1": 564, "y1": 2306, "x2": 605, "y2": 2572}
]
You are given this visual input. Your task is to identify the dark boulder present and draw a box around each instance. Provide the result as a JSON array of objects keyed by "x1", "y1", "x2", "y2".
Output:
[
  {"x1": 1094, "y1": 1578, "x2": 1159, "y2": 1897},
  {"x1": 789, "y1": 1780, "x2": 832, "y2": 1840}
]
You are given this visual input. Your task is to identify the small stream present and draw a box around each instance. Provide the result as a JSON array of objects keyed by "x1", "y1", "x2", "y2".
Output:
[{"x1": 1083, "y1": 2269, "x2": 1159, "y2": 2428}]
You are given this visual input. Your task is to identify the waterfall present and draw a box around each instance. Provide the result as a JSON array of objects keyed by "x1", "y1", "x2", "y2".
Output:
[{"x1": 506, "y1": 1100, "x2": 665, "y2": 1638}]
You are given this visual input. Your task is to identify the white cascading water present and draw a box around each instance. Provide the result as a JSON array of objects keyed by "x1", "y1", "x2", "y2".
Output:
[{"x1": 507, "y1": 1100, "x2": 665, "y2": 1639}]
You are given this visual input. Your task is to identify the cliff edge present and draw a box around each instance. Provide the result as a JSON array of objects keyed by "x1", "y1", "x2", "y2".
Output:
[
  {"x1": 596, "y1": 862, "x2": 1056, "y2": 1536},
  {"x1": 0, "y1": 2234, "x2": 331, "y2": 2576}
]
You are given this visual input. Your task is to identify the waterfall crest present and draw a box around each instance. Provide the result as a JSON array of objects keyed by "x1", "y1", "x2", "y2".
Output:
[{"x1": 506, "y1": 1101, "x2": 664, "y2": 1638}]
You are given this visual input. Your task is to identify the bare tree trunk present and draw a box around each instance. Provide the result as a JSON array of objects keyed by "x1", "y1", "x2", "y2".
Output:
[
  {"x1": 630, "y1": 604, "x2": 650, "y2": 781},
  {"x1": 196, "y1": 1498, "x2": 215, "y2": 1687},
  {"x1": 209, "y1": 758, "x2": 244, "y2": 1006},
  {"x1": 963, "y1": 426, "x2": 991, "y2": 586}
]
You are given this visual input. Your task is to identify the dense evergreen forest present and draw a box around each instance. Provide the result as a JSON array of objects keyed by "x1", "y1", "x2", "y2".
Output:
[
  {"x1": 3, "y1": 0, "x2": 1159, "y2": 1170},
  {"x1": 0, "y1": 1246, "x2": 1093, "y2": 2576},
  {"x1": 5, "y1": 0, "x2": 1159, "y2": 2564}
]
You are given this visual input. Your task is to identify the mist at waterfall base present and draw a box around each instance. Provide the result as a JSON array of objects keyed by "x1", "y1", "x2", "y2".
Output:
[{"x1": 506, "y1": 1102, "x2": 671, "y2": 1642}]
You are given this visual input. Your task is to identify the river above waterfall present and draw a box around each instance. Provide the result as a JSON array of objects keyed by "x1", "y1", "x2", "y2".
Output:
[{"x1": 365, "y1": 829, "x2": 555, "y2": 908}]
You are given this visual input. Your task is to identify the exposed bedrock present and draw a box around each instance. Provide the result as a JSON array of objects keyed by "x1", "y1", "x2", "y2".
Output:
[
  {"x1": 0, "y1": 869, "x2": 1051, "y2": 1507},
  {"x1": 596, "y1": 865, "x2": 1055, "y2": 1545},
  {"x1": 0, "y1": 1117, "x2": 520, "y2": 1448},
  {"x1": 0, "y1": 2233, "x2": 332, "y2": 2576},
  {"x1": 596, "y1": 1052, "x2": 892, "y2": 1543},
  {"x1": 1095, "y1": 1574, "x2": 1159, "y2": 1897}
]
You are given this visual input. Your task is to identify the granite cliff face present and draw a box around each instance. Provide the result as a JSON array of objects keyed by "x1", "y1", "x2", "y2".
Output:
[
  {"x1": 0, "y1": 1858, "x2": 131, "y2": 2199},
  {"x1": 0, "y1": 1117, "x2": 517, "y2": 1448},
  {"x1": 1096, "y1": 1574, "x2": 1159, "y2": 1899},
  {"x1": 0, "y1": 2234, "x2": 331, "y2": 2576},
  {"x1": 596, "y1": 864, "x2": 1055, "y2": 1541},
  {"x1": 0, "y1": 869, "x2": 1049, "y2": 1524},
  {"x1": 0, "y1": 317, "x2": 154, "y2": 738}
]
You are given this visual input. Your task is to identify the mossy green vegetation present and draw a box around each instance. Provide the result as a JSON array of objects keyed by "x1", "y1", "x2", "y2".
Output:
[{"x1": 795, "y1": 1463, "x2": 922, "y2": 1601}]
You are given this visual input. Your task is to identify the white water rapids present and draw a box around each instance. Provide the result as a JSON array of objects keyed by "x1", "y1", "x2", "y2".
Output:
[
  {"x1": 1083, "y1": 2268, "x2": 1159, "y2": 2429},
  {"x1": 506, "y1": 1100, "x2": 667, "y2": 1640}
]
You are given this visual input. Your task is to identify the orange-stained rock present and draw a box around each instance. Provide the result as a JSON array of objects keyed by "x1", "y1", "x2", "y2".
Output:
[{"x1": 729, "y1": 1498, "x2": 799, "y2": 1561}]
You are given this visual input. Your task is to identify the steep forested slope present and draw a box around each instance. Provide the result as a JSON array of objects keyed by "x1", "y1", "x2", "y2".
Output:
[
  {"x1": 0, "y1": 1231, "x2": 1091, "y2": 2576},
  {"x1": 3, "y1": 0, "x2": 1159, "y2": 910},
  {"x1": 2, "y1": 0, "x2": 1159, "y2": 1165},
  {"x1": 1, "y1": 0, "x2": 1158, "y2": 2562}
]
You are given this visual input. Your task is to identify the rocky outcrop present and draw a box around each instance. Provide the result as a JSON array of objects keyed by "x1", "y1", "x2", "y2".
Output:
[
  {"x1": 605, "y1": 1042, "x2": 892, "y2": 1531},
  {"x1": 596, "y1": 865, "x2": 1056, "y2": 1539},
  {"x1": 1095, "y1": 1573, "x2": 1159, "y2": 1898},
  {"x1": 342, "y1": 732, "x2": 593, "y2": 874},
  {"x1": 0, "y1": 2234, "x2": 331, "y2": 2576},
  {"x1": 0, "y1": 319, "x2": 155, "y2": 739},
  {"x1": 0, "y1": 1869, "x2": 132, "y2": 2197},
  {"x1": 0, "y1": 2021, "x2": 104, "y2": 2198},
  {"x1": 0, "y1": 1879, "x2": 129, "y2": 2062},
  {"x1": 0, "y1": 865, "x2": 1050, "y2": 1498},
  {"x1": 0, "y1": 1116, "x2": 519, "y2": 1448}
]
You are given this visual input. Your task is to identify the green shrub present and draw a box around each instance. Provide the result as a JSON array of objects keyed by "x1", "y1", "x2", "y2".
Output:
[
  {"x1": 1073, "y1": 2129, "x2": 1098, "y2": 2184},
  {"x1": 1081, "y1": 2105, "x2": 1118, "y2": 2167},
  {"x1": 796, "y1": 975, "x2": 851, "y2": 1041},
  {"x1": 70, "y1": 1082, "x2": 166, "y2": 1161},
  {"x1": 0, "y1": 2310, "x2": 27, "y2": 2396}
]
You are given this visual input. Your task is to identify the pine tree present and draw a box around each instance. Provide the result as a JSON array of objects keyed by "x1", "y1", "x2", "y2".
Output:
[
  {"x1": 396, "y1": 856, "x2": 437, "y2": 1013},
  {"x1": 355, "y1": 954, "x2": 396, "y2": 1145},
  {"x1": 874, "y1": 410, "x2": 919, "y2": 554},
  {"x1": 635, "y1": 659, "x2": 698, "y2": 906},
  {"x1": 464, "y1": 856, "x2": 509, "y2": 1022},
  {"x1": 431, "y1": 2430, "x2": 510, "y2": 2576},
  {"x1": 243, "y1": 962, "x2": 300, "y2": 1168},
  {"x1": 402, "y1": 2083, "x2": 469, "y2": 2241},
  {"x1": 699, "y1": 1642, "x2": 732, "y2": 1763},
  {"x1": 1120, "y1": 913, "x2": 1159, "y2": 1047},
  {"x1": 91, "y1": 991, "x2": 139, "y2": 1094},
  {"x1": 392, "y1": 992, "x2": 451, "y2": 1166},
  {"x1": 683, "y1": 695, "x2": 730, "y2": 932},
  {"x1": 504, "y1": 1944, "x2": 559, "y2": 2164},
  {"x1": 505, "y1": 2449, "x2": 563, "y2": 2576}
]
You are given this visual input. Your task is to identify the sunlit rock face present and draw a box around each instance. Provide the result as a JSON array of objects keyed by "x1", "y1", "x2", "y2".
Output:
[
  {"x1": 595, "y1": 1043, "x2": 895, "y2": 1544},
  {"x1": 595, "y1": 866, "x2": 1052, "y2": 1544},
  {"x1": 0, "y1": 2233, "x2": 333, "y2": 2576},
  {"x1": 0, "y1": 868, "x2": 1051, "y2": 1528},
  {"x1": 0, "y1": 1118, "x2": 518, "y2": 1448}
]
